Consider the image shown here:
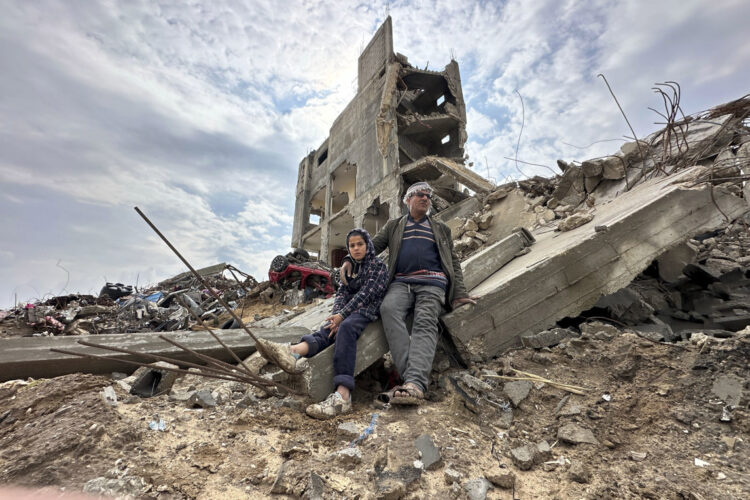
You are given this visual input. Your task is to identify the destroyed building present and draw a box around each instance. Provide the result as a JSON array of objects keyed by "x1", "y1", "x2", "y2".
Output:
[
  {"x1": 290, "y1": 17, "x2": 492, "y2": 266},
  {"x1": 1, "y1": 16, "x2": 750, "y2": 499}
]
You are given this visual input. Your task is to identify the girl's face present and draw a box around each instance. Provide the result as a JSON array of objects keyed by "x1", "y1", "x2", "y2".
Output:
[{"x1": 348, "y1": 234, "x2": 367, "y2": 261}]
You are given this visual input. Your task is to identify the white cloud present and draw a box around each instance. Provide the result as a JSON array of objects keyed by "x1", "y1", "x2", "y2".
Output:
[{"x1": 1, "y1": 0, "x2": 749, "y2": 306}]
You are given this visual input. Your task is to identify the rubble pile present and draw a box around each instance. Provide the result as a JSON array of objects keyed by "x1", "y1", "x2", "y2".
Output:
[
  {"x1": 0, "y1": 263, "x2": 261, "y2": 338},
  {"x1": 570, "y1": 219, "x2": 750, "y2": 341},
  {"x1": 447, "y1": 95, "x2": 750, "y2": 260},
  {"x1": 0, "y1": 324, "x2": 747, "y2": 498}
]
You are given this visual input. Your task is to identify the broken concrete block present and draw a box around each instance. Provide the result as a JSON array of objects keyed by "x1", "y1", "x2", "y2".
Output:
[
  {"x1": 581, "y1": 160, "x2": 603, "y2": 178},
  {"x1": 584, "y1": 174, "x2": 602, "y2": 194},
  {"x1": 568, "y1": 460, "x2": 592, "y2": 483},
  {"x1": 579, "y1": 321, "x2": 620, "y2": 339},
  {"x1": 521, "y1": 328, "x2": 575, "y2": 348},
  {"x1": 557, "y1": 423, "x2": 598, "y2": 445},
  {"x1": 375, "y1": 465, "x2": 422, "y2": 499},
  {"x1": 711, "y1": 374, "x2": 743, "y2": 406},
  {"x1": 486, "y1": 187, "x2": 512, "y2": 203},
  {"x1": 683, "y1": 263, "x2": 721, "y2": 287},
  {"x1": 595, "y1": 288, "x2": 654, "y2": 323},
  {"x1": 510, "y1": 444, "x2": 536, "y2": 470},
  {"x1": 333, "y1": 447, "x2": 362, "y2": 466},
  {"x1": 415, "y1": 434, "x2": 442, "y2": 470},
  {"x1": 337, "y1": 422, "x2": 360, "y2": 440},
  {"x1": 601, "y1": 156, "x2": 627, "y2": 180},
  {"x1": 462, "y1": 218, "x2": 479, "y2": 233},
  {"x1": 484, "y1": 467, "x2": 515, "y2": 489},
  {"x1": 460, "y1": 229, "x2": 534, "y2": 291},
  {"x1": 657, "y1": 242, "x2": 698, "y2": 282},
  {"x1": 444, "y1": 467, "x2": 462, "y2": 485},
  {"x1": 1, "y1": 326, "x2": 308, "y2": 382},
  {"x1": 551, "y1": 165, "x2": 586, "y2": 207},
  {"x1": 536, "y1": 440, "x2": 552, "y2": 462},
  {"x1": 477, "y1": 212, "x2": 493, "y2": 230},
  {"x1": 100, "y1": 386, "x2": 118, "y2": 406},
  {"x1": 558, "y1": 212, "x2": 594, "y2": 232},
  {"x1": 129, "y1": 361, "x2": 179, "y2": 398},
  {"x1": 463, "y1": 478, "x2": 491, "y2": 500},
  {"x1": 187, "y1": 390, "x2": 216, "y2": 409},
  {"x1": 503, "y1": 380, "x2": 533, "y2": 407}
]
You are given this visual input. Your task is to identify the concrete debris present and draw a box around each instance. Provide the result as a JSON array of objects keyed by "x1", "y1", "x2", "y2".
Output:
[
  {"x1": 484, "y1": 467, "x2": 515, "y2": 489},
  {"x1": 187, "y1": 389, "x2": 217, "y2": 409},
  {"x1": 414, "y1": 434, "x2": 443, "y2": 471},
  {"x1": 567, "y1": 460, "x2": 592, "y2": 483},
  {"x1": 0, "y1": 325, "x2": 308, "y2": 382},
  {"x1": 521, "y1": 327, "x2": 576, "y2": 348},
  {"x1": 2, "y1": 16, "x2": 750, "y2": 499},
  {"x1": 337, "y1": 422, "x2": 360, "y2": 440},
  {"x1": 463, "y1": 477, "x2": 492, "y2": 500},
  {"x1": 444, "y1": 467, "x2": 462, "y2": 485},
  {"x1": 129, "y1": 361, "x2": 179, "y2": 398},
  {"x1": 510, "y1": 443, "x2": 536, "y2": 470},
  {"x1": 333, "y1": 447, "x2": 362, "y2": 466},
  {"x1": 558, "y1": 211, "x2": 594, "y2": 232},
  {"x1": 0, "y1": 263, "x2": 264, "y2": 339},
  {"x1": 557, "y1": 423, "x2": 599, "y2": 445},
  {"x1": 443, "y1": 166, "x2": 748, "y2": 362},
  {"x1": 503, "y1": 380, "x2": 533, "y2": 407}
]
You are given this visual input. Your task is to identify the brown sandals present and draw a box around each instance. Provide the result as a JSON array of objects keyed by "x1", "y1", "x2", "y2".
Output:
[{"x1": 382, "y1": 383, "x2": 424, "y2": 406}]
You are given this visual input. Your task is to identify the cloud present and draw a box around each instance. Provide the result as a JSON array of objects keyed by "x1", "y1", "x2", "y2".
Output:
[{"x1": 1, "y1": 0, "x2": 749, "y2": 306}]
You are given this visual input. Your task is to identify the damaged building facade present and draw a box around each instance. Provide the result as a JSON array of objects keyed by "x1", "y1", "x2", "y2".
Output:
[{"x1": 291, "y1": 17, "x2": 490, "y2": 265}]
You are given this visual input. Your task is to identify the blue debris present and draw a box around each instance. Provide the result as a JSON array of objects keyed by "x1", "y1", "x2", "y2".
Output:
[{"x1": 349, "y1": 413, "x2": 378, "y2": 447}]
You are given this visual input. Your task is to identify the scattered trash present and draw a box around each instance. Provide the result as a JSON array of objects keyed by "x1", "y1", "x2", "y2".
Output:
[
  {"x1": 349, "y1": 413, "x2": 378, "y2": 447},
  {"x1": 148, "y1": 419, "x2": 166, "y2": 431},
  {"x1": 694, "y1": 458, "x2": 711, "y2": 467}
]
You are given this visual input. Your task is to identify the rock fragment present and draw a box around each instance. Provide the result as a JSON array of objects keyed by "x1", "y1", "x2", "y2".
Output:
[
  {"x1": 187, "y1": 390, "x2": 216, "y2": 409},
  {"x1": 568, "y1": 460, "x2": 591, "y2": 483},
  {"x1": 415, "y1": 434, "x2": 442, "y2": 471},
  {"x1": 484, "y1": 467, "x2": 515, "y2": 489},
  {"x1": 333, "y1": 447, "x2": 362, "y2": 466},
  {"x1": 444, "y1": 467, "x2": 462, "y2": 485},
  {"x1": 557, "y1": 423, "x2": 599, "y2": 445},
  {"x1": 510, "y1": 444, "x2": 536, "y2": 470},
  {"x1": 558, "y1": 212, "x2": 594, "y2": 232},
  {"x1": 521, "y1": 328, "x2": 576, "y2": 348},
  {"x1": 503, "y1": 380, "x2": 533, "y2": 407},
  {"x1": 463, "y1": 477, "x2": 492, "y2": 500}
]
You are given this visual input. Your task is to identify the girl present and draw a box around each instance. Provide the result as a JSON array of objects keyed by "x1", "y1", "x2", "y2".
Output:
[{"x1": 257, "y1": 228, "x2": 388, "y2": 419}]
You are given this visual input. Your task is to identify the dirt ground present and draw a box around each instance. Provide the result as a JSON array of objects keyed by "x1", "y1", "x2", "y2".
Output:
[{"x1": 0, "y1": 324, "x2": 747, "y2": 499}]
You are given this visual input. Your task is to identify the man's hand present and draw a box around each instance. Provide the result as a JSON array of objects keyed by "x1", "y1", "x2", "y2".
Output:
[
  {"x1": 339, "y1": 260, "x2": 353, "y2": 286},
  {"x1": 326, "y1": 314, "x2": 344, "y2": 338},
  {"x1": 451, "y1": 296, "x2": 479, "y2": 309}
]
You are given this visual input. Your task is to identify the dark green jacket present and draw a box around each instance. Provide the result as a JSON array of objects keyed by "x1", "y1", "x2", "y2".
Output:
[{"x1": 371, "y1": 214, "x2": 468, "y2": 310}]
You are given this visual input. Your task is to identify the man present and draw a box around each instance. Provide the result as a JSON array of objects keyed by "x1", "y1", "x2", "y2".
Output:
[{"x1": 341, "y1": 181, "x2": 478, "y2": 404}]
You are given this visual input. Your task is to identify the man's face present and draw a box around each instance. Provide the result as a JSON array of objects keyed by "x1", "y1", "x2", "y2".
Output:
[{"x1": 407, "y1": 190, "x2": 432, "y2": 217}]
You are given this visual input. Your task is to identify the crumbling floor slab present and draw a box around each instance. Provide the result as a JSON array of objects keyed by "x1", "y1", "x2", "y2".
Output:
[
  {"x1": 441, "y1": 168, "x2": 749, "y2": 362},
  {"x1": 401, "y1": 156, "x2": 494, "y2": 194},
  {"x1": 0, "y1": 327, "x2": 309, "y2": 381}
]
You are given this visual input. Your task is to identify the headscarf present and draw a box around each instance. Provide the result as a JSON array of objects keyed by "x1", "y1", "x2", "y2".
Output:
[{"x1": 402, "y1": 181, "x2": 433, "y2": 205}]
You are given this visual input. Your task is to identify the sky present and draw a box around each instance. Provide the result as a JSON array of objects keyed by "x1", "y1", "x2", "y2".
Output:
[{"x1": 1, "y1": 0, "x2": 749, "y2": 307}]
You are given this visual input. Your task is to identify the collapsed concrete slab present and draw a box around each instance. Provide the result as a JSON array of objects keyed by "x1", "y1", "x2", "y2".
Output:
[
  {"x1": 401, "y1": 156, "x2": 494, "y2": 195},
  {"x1": 440, "y1": 167, "x2": 748, "y2": 362},
  {"x1": 0, "y1": 327, "x2": 308, "y2": 382}
]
